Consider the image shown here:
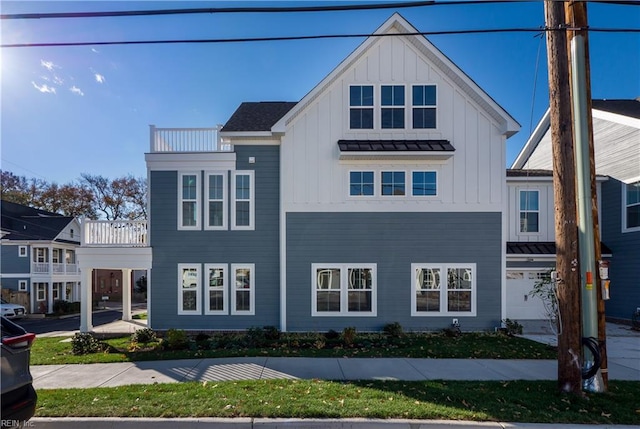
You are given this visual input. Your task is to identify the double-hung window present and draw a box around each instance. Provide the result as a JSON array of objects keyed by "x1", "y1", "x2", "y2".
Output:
[
  {"x1": 231, "y1": 171, "x2": 255, "y2": 230},
  {"x1": 625, "y1": 181, "x2": 640, "y2": 231},
  {"x1": 205, "y1": 172, "x2": 227, "y2": 230},
  {"x1": 412, "y1": 85, "x2": 437, "y2": 129},
  {"x1": 381, "y1": 85, "x2": 405, "y2": 129},
  {"x1": 231, "y1": 264, "x2": 254, "y2": 315},
  {"x1": 18, "y1": 246, "x2": 27, "y2": 257},
  {"x1": 519, "y1": 190, "x2": 539, "y2": 233},
  {"x1": 349, "y1": 171, "x2": 374, "y2": 196},
  {"x1": 18, "y1": 280, "x2": 27, "y2": 291},
  {"x1": 412, "y1": 171, "x2": 437, "y2": 196},
  {"x1": 412, "y1": 263, "x2": 475, "y2": 316},
  {"x1": 178, "y1": 264, "x2": 201, "y2": 314},
  {"x1": 179, "y1": 172, "x2": 200, "y2": 230},
  {"x1": 205, "y1": 264, "x2": 227, "y2": 314},
  {"x1": 381, "y1": 171, "x2": 405, "y2": 196},
  {"x1": 349, "y1": 85, "x2": 374, "y2": 129},
  {"x1": 312, "y1": 263, "x2": 377, "y2": 316}
]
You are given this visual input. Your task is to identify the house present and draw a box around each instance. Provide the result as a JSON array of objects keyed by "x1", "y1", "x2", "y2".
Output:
[
  {"x1": 0, "y1": 200, "x2": 81, "y2": 313},
  {"x1": 143, "y1": 13, "x2": 520, "y2": 332},
  {"x1": 511, "y1": 99, "x2": 640, "y2": 323}
]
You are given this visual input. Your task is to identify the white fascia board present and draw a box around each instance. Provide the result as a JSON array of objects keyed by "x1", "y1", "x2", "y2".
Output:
[
  {"x1": 145, "y1": 152, "x2": 236, "y2": 171},
  {"x1": 219, "y1": 131, "x2": 274, "y2": 138},
  {"x1": 511, "y1": 109, "x2": 551, "y2": 169},
  {"x1": 593, "y1": 108, "x2": 640, "y2": 129}
]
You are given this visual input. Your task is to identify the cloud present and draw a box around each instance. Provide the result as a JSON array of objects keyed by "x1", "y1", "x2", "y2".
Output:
[
  {"x1": 40, "y1": 60, "x2": 59, "y2": 71},
  {"x1": 70, "y1": 86, "x2": 84, "y2": 96},
  {"x1": 32, "y1": 82, "x2": 56, "y2": 94},
  {"x1": 91, "y1": 48, "x2": 100, "y2": 54},
  {"x1": 94, "y1": 73, "x2": 106, "y2": 84}
]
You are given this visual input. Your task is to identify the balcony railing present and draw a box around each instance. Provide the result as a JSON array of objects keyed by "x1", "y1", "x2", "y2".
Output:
[
  {"x1": 150, "y1": 125, "x2": 233, "y2": 153},
  {"x1": 31, "y1": 262, "x2": 79, "y2": 275},
  {"x1": 82, "y1": 220, "x2": 148, "y2": 247}
]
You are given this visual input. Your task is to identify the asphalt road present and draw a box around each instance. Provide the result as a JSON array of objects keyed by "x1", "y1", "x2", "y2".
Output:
[{"x1": 14, "y1": 310, "x2": 123, "y2": 334}]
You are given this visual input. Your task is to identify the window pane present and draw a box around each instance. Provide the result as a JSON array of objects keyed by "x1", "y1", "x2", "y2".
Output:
[
  {"x1": 413, "y1": 108, "x2": 436, "y2": 129},
  {"x1": 627, "y1": 182, "x2": 640, "y2": 205},
  {"x1": 350, "y1": 171, "x2": 374, "y2": 196},
  {"x1": 348, "y1": 291, "x2": 371, "y2": 312},
  {"x1": 182, "y1": 202, "x2": 197, "y2": 226},
  {"x1": 348, "y1": 268, "x2": 372, "y2": 290},
  {"x1": 362, "y1": 85, "x2": 373, "y2": 106},
  {"x1": 416, "y1": 268, "x2": 440, "y2": 312},
  {"x1": 520, "y1": 212, "x2": 539, "y2": 233},
  {"x1": 209, "y1": 268, "x2": 224, "y2": 287},
  {"x1": 413, "y1": 171, "x2": 437, "y2": 196},
  {"x1": 381, "y1": 85, "x2": 393, "y2": 106},
  {"x1": 209, "y1": 175, "x2": 223, "y2": 199},
  {"x1": 350, "y1": 86, "x2": 361, "y2": 106},
  {"x1": 628, "y1": 205, "x2": 640, "y2": 228},
  {"x1": 424, "y1": 85, "x2": 436, "y2": 105},
  {"x1": 209, "y1": 290, "x2": 224, "y2": 311},
  {"x1": 448, "y1": 268, "x2": 472, "y2": 290},
  {"x1": 236, "y1": 175, "x2": 250, "y2": 200},
  {"x1": 447, "y1": 291, "x2": 471, "y2": 312},
  {"x1": 382, "y1": 172, "x2": 405, "y2": 196},
  {"x1": 520, "y1": 191, "x2": 539, "y2": 210},
  {"x1": 317, "y1": 291, "x2": 340, "y2": 312},
  {"x1": 183, "y1": 290, "x2": 197, "y2": 311},
  {"x1": 182, "y1": 175, "x2": 197, "y2": 199},
  {"x1": 317, "y1": 268, "x2": 340, "y2": 290},
  {"x1": 235, "y1": 268, "x2": 251, "y2": 290},
  {"x1": 235, "y1": 291, "x2": 251, "y2": 311},
  {"x1": 417, "y1": 291, "x2": 440, "y2": 312},
  {"x1": 393, "y1": 86, "x2": 404, "y2": 105},
  {"x1": 209, "y1": 201, "x2": 223, "y2": 226},
  {"x1": 236, "y1": 201, "x2": 250, "y2": 226}
]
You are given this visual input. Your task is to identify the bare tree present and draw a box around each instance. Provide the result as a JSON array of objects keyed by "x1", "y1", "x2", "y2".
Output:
[{"x1": 81, "y1": 173, "x2": 147, "y2": 220}]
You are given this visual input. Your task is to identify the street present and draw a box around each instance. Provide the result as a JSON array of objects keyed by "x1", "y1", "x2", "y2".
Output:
[{"x1": 15, "y1": 310, "x2": 124, "y2": 335}]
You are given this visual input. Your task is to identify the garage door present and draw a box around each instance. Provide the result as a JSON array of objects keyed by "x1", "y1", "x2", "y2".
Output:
[{"x1": 506, "y1": 270, "x2": 549, "y2": 320}]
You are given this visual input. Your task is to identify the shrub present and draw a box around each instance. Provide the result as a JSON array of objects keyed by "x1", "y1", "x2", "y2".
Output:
[
  {"x1": 71, "y1": 332, "x2": 103, "y2": 355},
  {"x1": 324, "y1": 329, "x2": 340, "y2": 340},
  {"x1": 164, "y1": 328, "x2": 189, "y2": 350},
  {"x1": 341, "y1": 327, "x2": 357, "y2": 346},
  {"x1": 245, "y1": 327, "x2": 271, "y2": 348},
  {"x1": 501, "y1": 319, "x2": 523, "y2": 336},
  {"x1": 263, "y1": 325, "x2": 281, "y2": 341},
  {"x1": 383, "y1": 322, "x2": 404, "y2": 338},
  {"x1": 131, "y1": 328, "x2": 156, "y2": 344}
]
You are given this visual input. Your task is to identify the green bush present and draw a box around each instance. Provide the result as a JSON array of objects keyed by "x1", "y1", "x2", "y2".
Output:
[
  {"x1": 324, "y1": 329, "x2": 340, "y2": 340},
  {"x1": 131, "y1": 328, "x2": 156, "y2": 344},
  {"x1": 263, "y1": 325, "x2": 281, "y2": 341},
  {"x1": 71, "y1": 332, "x2": 103, "y2": 355},
  {"x1": 501, "y1": 319, "x2": 523, "y2": 336},
  {"x1": 341, "y1": 327, "x2": 357, "y2": 346},
  {"x1": 163, "y1": 329, "x2": 189, "y2": 350},
  {"x1": 383, "y1": 322, "x2": 404, "y2": 338}
]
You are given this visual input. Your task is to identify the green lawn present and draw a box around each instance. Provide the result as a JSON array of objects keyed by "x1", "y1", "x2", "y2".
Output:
[{"x1": 35, "y1": 379, "x2": 640, "y2": 425}]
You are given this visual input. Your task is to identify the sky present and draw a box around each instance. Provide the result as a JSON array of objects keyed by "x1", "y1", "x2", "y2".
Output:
[{"x1": 1, "y1": 1, "x2": 639, "y2": 185}]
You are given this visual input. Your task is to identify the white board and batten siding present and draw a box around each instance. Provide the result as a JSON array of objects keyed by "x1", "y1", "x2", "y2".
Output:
[{"x1": 506, "y1": 180, "x2": 555, "y2": 242}]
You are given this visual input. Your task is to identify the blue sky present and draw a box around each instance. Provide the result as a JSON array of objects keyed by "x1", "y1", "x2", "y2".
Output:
[{"x1": 1, "y1": 1, "x2": 639, "y2": 185}]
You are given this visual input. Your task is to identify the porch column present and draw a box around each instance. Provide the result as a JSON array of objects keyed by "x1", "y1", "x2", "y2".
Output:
[
  {"x1": 80, "y1": 269, "x2": 93, "y2": 332},
  {"x1": 122, "y1": 269, "x2": 132, "y2": 321},
  {"x1": 61, "y1": 282, "x2": 68, "y2": 302},
  {"x1": 47, "y1": 282, "x2": 53, "y2": 314}
]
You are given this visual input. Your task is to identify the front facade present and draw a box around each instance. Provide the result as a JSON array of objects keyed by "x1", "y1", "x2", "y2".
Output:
[
  {"x1": 145, "y1": 13, "x2": 519, "y2": 332},
  {"x1": 0, "y1": 200, "x2": 82, "y2": 313}
]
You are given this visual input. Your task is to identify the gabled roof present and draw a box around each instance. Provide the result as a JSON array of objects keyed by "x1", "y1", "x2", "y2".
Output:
[
  {"x1": 221, "y1": 102, "x2": 297, "y2": 133},
  {"x1": 592, "y1": 99, "x2": 640, "y2": 119},
  {"x1": 1, "y1": 200, "x2": 77, "y2": 243},
  {"x1": 272, "y1": 13, "x2": 520, "y2": 137}
]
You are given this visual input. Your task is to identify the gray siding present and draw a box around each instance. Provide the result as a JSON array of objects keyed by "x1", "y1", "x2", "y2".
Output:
[
  {"x1": 286, "y1": 212, "x2": 502, "y2": 332},
  {"x1": 601, "y1": 179, "x2": 640, "y2": 321},
  {"x1": 1, "y1": 245, "x2": 30, "y2": 274},
  {"x1": 149, "y1": 146, "x2": 280, "y2": 330}
]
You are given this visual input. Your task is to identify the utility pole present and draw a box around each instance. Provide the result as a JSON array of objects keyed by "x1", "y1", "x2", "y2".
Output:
[
  {"x1": 543, "y1": 0, "x2": 582, "y2": 394},
  {"x1": 565, "y1": 0, "x2": 608, "y2": 392}
]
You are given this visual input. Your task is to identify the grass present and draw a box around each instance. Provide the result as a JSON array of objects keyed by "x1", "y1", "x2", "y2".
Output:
[
  {"x1": 30, "y1": 331, "x2": 557, "y2": 365},
  {"x1": 132, "y1": 313, "x2": 147, "y2": 320},
  {"x1": 34, "y1": 379, "x2": 640, "y2": 424}
]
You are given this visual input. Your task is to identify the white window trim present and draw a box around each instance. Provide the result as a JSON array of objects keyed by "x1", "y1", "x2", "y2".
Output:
[
  {"x1": 231, "y1": 263, "x2": 255, "y2": 315},
  {"x1": 518, "y1": 189, "x2": 540, "y2": 234},
  {"x1": 411, "y1": 83, "x2": 438, "y2": 130},
  {"x1": 411, "y1": 263, "x2": 476, "y2": 317},
  {"x1": 204, "y1": 263, "x2": 228, "y2": 315},
  {"x1": 18, "y1": 280, "x2": 28, "y2": 291},
  {"x1": 623, "y1": 181, "x2": 640, "y2": 233},
  {"x1": 178, "y1": 263, "x2": 201, "y2": 315},
  {"x1": 204, "y1": 171, "x2": 228, "y2": 231},
  {"x1": 18, "y1": 246, "x2": 27, "y2": 257},
  {"x1": 410, "y1": 170, "x2": 438, "y2": 197},
  {"x1": 178, "y1": 172, "x2": 201, "y2": 231},
  {"x1": 348, "y1": 84, "x2": 375, "y2": 130},
  {"x1": 380, "y1": 171, "x2": 407, "y2": 198},
  {"x1": 311, "y1": 263, "x2": 377, "y2": 317},
  {"x1": 231, "y1": 171, "x2": 255, "y2": 231},
  {"x1": 380, "y1": 84, "x2": 406, "y2": 130},
  {"x1": 348, "y1": 170, "x2": 376, "y2": 198},
  {"x1": 36, "y1": 283, "x2": 46, "y2": 301}
]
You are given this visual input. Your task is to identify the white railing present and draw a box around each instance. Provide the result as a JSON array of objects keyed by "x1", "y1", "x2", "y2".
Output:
[
  {"x1": 32, "y1": 263, "x2": 49, "y2": 274},
  {"x1": 149, "y1": 125, "x2": 233, "y2": 153},
  {"x1": 83, "y1": 220, "x2": 148, "y2": 247},
  {"x1": 32, "y1": 262, "x2": 80, "y2": 275}
]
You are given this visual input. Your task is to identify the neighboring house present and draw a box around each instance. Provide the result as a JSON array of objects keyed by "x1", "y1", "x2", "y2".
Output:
[
  {"x1": 144, "y1": 13, "x2": 520, "y2": 332},
  {"x1": 0, "y1": 200, "x2": 81, "y2": 313},
  {"x1": 511, "y1": 99, "x2": 640, "y2": 322}
]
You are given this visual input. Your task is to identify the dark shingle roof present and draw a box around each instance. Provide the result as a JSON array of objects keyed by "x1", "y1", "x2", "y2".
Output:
[
  {"x1": 1, "y1": 200, "x2": 76, "y2": 242},
  {"x1": 507, "y1": 169, "x2": 554, "y2": 177},
  {"x1": 507, "y1": 241, "x2": 612, "y2": 255},
  {"x1": 338, "y1": 140, "x2": 455, "y2": 152},
  {"x1": 593, "y1": 99, "x2": 640, "y2": 119},
  {"x1": 221, "y1": 102, "x2": 297, "y2": 132}
]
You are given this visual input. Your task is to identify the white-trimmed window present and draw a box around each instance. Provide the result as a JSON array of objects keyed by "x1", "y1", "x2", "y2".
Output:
[
  {"x1": 349, "y1": 85, "x2": 374, "y2": 129},
  {"x1": 35, "y1": 283, "x2": 46, "y2": 301},
  {"x1": 412, "y1": 85, "x2": 437, "y2": 129},
  {"x1": 349, "y1": 171, "x2": 375, "y2": 196},
  {"x1": 412, "y1": 171, "x2": 437, "y2": 196},
  {"x1": 205, "y1": 264, "x2": 228, "y2": 314},
  {"x1": 52, "y1": 283, "x2": 62, "y2": 300},
  {"x1": 18, "y1": 246, "x2": 27, "y2": 257},
  {"x1": 381, "y1": 171, "x2": 405, "y2": 196},
  {"x1": 205, "y1": 172, "x2": 227, "y2": 230},
  {"x1": 381, "y1": 85, "x2": 405, "y2": 129},
  {"x1": 178, "y1": 264, "x2": 201, "y2": 314},
  {"x1": 624, "y1": 181, "x2": 640, "y2": 231},
  {"x1": 412, "y1": 263, "x2": 476, "y2": 316},
  {"x1": 231, "y1": 171, "x2": 255, "y2": 230},
  {"x1": 178, "y1": 172, "x2": 200, "y2": 230},
  {"x1": 18, "y1": 280, "x2": 27, "y2": 291},
  {"x1": 231, "y1": 264, "x2": 254, "y2": 315},
  {"x1": 519, "y1": 190, "x2": 539, "y2": 233},
  {"x1": 312, "y1": 263, "x2": 377, "y2": 316}
]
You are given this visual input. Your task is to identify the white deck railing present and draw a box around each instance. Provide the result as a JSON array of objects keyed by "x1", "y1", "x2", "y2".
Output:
[
  {"x1": 82, "y1": 220, "x2": 148, "y2": 247},
  {"x1": 150, "y1": 125, "x2": 232, "y2": 153},
  {"x1": 31, "y1": 262, "x2": 79, "y2": 275}
]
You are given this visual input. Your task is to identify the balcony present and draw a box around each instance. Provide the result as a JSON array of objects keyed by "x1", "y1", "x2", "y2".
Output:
[
  {"x1": 150, "y1": 125, "x2": 232, "y2": 153},
  {"x1": 82, "y1": 220, "x2": 148, "y2": 247},
  {"x1": 31, "y1": 262, "x2": 79, "y2": 275}
]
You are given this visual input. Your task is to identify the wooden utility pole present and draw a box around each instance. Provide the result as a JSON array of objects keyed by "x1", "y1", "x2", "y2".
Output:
[
  {"x1": 543, "y1": 0, "x2": 582, "y2": 394},
  {"x1": 565, "y1": 0, "x2": 608, "y2": 391}
]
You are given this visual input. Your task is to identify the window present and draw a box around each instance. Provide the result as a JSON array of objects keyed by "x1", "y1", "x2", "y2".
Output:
[
  {"x1": 412, "y1": 171, "x2": 437, "y2": 196},
  {"x1": 625, "y1": 181, "x2": 640, "y2": 231},
  {"x1": 412, "y1": 263, "x2": 475, "y2": 316},
  {"x1": 205, "y1": 172, "x2": 227, "y2": 230},
  {"x1": 381, "y1": 171, "x2": 405, "y2": 196},
  {"x1": 519, "y1": 190, "x2": 539, "y2": 233},
  {"x1": 18, "y1": 280, "x2": 27, "y2": 291},
  {"x1": 231, "y1": 264, "x2": 254, "y2": 315},
  {"x1": 18, "y1": 246, "x2": 27, "y2": 257},
  {"x1": 178, "y1": 264, "x2": 201, "y2": 314},
  {"x1": 412, "y1": 85, "x2": 437, "y2": 129},
  {"x1": 205, "y1": 264, "x2": 227, "y2": 314},
  {"x1": 34, "y1": 248, "x2": 48, "y2": 263},
  {"x1": 178, "y1": 172, "x2": 200, "y2": 230},
  {"x1": 349, "y1": 171, "x2": 374, "y2": 196},
  {"x1": 312, "y1": 264, "x2": 377, "y2": 316},
  {"x1": 231, "y1": 171, "x2": 255, "y2": 230},
  {"x1": 349, "y1": 85, "x2": 374, "y2": 129},
  {"x1": 381, "y1": 85, "x2": 405, "y2": 128},
  {"x1": 52, "y1": 283, "x2": 62, "y2": 300},
  {"x1": 36, "y1": 283, "x2": 46, "y2": 301}
]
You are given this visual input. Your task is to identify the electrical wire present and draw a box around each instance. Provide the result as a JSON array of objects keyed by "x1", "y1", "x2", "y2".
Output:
[{"x1": 581, "y1": 336, "x2": 602, "y2": 379}]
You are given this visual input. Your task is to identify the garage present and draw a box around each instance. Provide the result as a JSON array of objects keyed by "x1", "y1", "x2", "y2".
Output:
[{"x1": 506, "y1": 270, "x2": 551, "y2": 321}]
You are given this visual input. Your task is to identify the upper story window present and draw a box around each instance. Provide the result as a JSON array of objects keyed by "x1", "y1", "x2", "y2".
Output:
[
  {"x1": 519, "y1": 190, "x2": 539, "y2": 233},
  {"x1": 231, "y1": 171, "x2": 255, "y2": 230},
  {"x1": 312, "y1": 263, "x2": 377, "y2": 316},
  {"x1": 412, "y1": 171, "x2": 437, "y2": 196},
  {"x1": 349, "y1": 171, "x2": 374, "y2": 196},
  {"x1": 205, "y1": 172, "x2": 227, "y2": 230},
  {"x1": 381, "y1": 171, "x2": 405, "y2": 196},
  {"x1": 18, "y1": 246, "x2": 27, "y2": 257},
  {"x1": 381, "y1": 85, "x2": 405, "y2": 129},
  {"x1": 179, "y1": 172, "x2": 200, "y2": 230},
  {"x1": 412, "y1": 85, "x2": 437, "y2": 129},
  {"x1": 625, "y1": 181, "x2": 640, "y2": 231},
  {"x1": 349, "y1": 85, "x2": 374, "y2": 129}
]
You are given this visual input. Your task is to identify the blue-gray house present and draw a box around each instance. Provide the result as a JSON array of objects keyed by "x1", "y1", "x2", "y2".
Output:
[{"x1": 143, "y1": 13, "x2": 520, "y2": 332}]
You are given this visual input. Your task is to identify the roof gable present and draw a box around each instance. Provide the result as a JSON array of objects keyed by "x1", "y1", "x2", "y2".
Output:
[{"x1": 1, "y1": 200, "x2": 77, "y2": 243}]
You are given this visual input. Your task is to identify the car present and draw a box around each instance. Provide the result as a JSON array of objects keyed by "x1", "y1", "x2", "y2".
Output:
[
  {"x1": 1, "y1": 317, "x2": 37, "y2": 428},
  {"x1": 0, "y1": 299, "x2": 26, "y2": 320}
]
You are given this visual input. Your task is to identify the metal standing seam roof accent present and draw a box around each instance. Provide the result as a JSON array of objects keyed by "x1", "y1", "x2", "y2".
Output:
[
  {"x1": 507, "y1": 241, "x2": 612, "y2": 255},
  {"x1": 337, "y1": 139, "x2": 455, "y2": 152}
]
